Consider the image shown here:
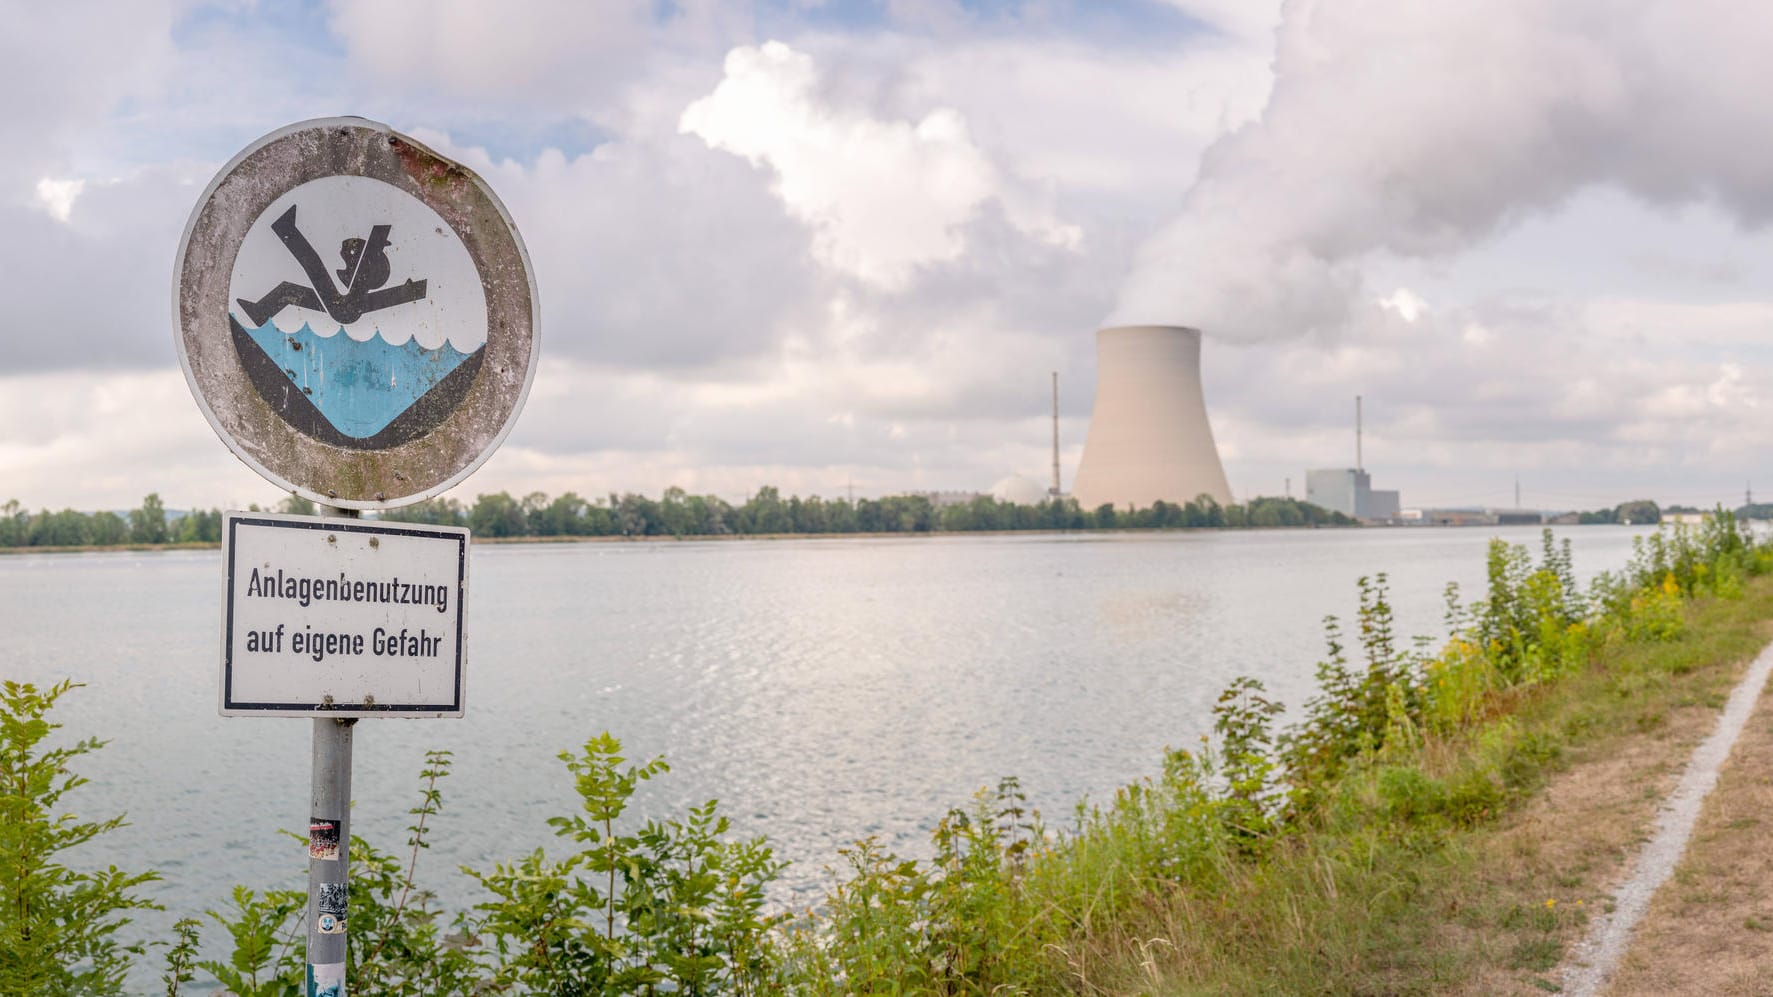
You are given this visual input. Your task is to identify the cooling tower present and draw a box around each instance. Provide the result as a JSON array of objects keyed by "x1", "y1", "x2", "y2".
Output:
[{"x1": 1072, "y1": 325, "x2": 1233, "y2": 509}]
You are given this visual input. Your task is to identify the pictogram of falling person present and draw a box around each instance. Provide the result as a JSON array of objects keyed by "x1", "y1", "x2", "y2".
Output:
[{"x1": 236, "y1": 205, "x2": 428, "y2": 327}]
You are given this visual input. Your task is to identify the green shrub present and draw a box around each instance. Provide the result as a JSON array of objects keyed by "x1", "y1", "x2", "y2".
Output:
[
  {"x1": 0, "y1": 680, "x2": 158, "y2": 996},
  {"x1": 189, "y1": 733, "x2": 782, "y2": 996},
  {"x1": 465, "y1": 732, "x2": 783, "y2": 994}
]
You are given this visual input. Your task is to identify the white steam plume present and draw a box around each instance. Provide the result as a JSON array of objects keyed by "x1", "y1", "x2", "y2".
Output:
[{"x1": 1112, "y1": 0, "x2": 1773, "y2": 340}]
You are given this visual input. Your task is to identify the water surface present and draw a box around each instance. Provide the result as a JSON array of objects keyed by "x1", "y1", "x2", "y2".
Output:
[{"x1": 0, "y1": 525, "x2": 1650, "y2": 966}]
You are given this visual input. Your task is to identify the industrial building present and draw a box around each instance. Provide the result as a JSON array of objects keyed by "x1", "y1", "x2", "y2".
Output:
[
  {"x1": 1305, "y1": 396, "x2": 1400, "y2": 522},
  {"x1": 1072, "y1": 325, "x2": 1233, "y2": 510},
  {"x1": 1306, "y1": 468, "x2": 1399, "y2": 521}
]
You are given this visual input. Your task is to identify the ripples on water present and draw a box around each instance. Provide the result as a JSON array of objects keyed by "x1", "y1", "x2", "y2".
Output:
[{"x1": 0, "y1": 526, "x2": 1651, "y2": 966}]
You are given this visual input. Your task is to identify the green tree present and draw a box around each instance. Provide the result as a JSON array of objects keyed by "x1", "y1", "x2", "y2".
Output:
[
  {"x1": 582, "y1": 498, "x2": 618, "y2": 536},
  {"x1": 128, "y1": 493, "x2": 167, "y2": 544},
  {"x1": 29, "y1": 509, "x2": 92, "y2": 547},
  {"x1": 176, "y1": 509, "x2": 223, "y2": 544},
  {"x1": 278, "y1": 495, "x2": 316, "y2": 516},
  {"x1": 544, "y1": 492, "x2": 591, "y2": 536},
  {"x1": 380, "y1": 497, "x2": 466, "y2": 528},
  {"x1": 88, "y1": 511, "x2": 128, "y2": 546},
  {"x1": 469, "y1": 492, "x2": 529, "y2": 537},
  {"x1": 687, "y1": 493, "x2": 732, "y2": 536},
  {"x1": 613, "y1": 493, "x2": 662, "y2": 536},
  {"x1": 0, "y1": 500, "x2": 29, "y2": 547},
  {"x1": 742, "y1": 486, "x2": 791, "y2": 534},
  {"x1": 658, "y1": 486, "x2": 697, "y2": 537},
  {"x1": 1094, "y1": 503, "x2": 1118, "y2": 529},
  {"x1": 521, "y1": 492, "x2": 554, "y2": 534},
  {"x1": 826, "y1": 498, "x2": 858, "y2": 533},
  {"x1": 0, "y1": 681, "x2": 159, "y2": 994}
]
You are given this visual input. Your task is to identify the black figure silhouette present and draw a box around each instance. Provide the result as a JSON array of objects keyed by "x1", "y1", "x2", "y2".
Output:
[{"x1": 236, "y1": 205, "x2": 428, "y2": 327}]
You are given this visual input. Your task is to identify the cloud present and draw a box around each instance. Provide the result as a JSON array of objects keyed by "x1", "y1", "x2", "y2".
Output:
[
  {"x1": 1204, "y1": 287, "x2": 1773, "y2": 506},
  {"x1": 2, "y1": 165, "x2": 200, "y2": 372},
  {"x1": 33, "y1": 178, "x2": 84, "y2": 223},
  {"x1": 325, "y1": 0, "x2": 656, "y2": 106},
  {"x1": 411, "y1": 126, "x2": 829, "y2": 372},
  {"x1": 895, "y1": 36, "x2": 1272, "y2": 199},
  {"x1": 681, "y1": 41, "x2": 1078, "y2": 288},
  {"x1": 0, "y1": 368, "x2": 276, "y2": 511},
  {"x1": 1159, "y1": 0, "x2": 1283, "y2": 43},
  {"x1": 11, "y1": 0, "x2": 1773, "y2": 514},
  {"x1": 0, "y1": 1, "x2": 182, "y2": 184},
  {"x1": 1112, "y1": 0, "x2": 1773, "y2": 342}
]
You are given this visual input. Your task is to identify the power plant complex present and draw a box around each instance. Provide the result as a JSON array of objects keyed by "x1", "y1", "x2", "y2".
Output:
[
  {"x1": 1065, "y1": 327, "x2": 1400, "y2": 520},
  {"x1": 1304, "y1": 396, "x2": 1400, "y2": 520},
  {"x1": 1072, "y1": 325, "x2": 1234, "y2": 510}
]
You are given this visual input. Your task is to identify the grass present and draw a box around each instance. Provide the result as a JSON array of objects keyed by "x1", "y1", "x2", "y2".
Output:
[
  {"x1": 769, "y1": 521, "x2": 1773, "y2": 995},
  {"x1": 1071, "y1": 567, "x2": 1773, "y2": 995}
]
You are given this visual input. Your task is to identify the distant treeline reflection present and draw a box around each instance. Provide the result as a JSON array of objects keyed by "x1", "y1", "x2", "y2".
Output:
[{"x1": 1, "y1": 489, "x2": 1354, "y2": 548}]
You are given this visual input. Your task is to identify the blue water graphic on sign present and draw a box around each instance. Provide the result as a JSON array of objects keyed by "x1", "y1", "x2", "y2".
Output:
[{"x1": 237, "y1": 316, "x2": 474, "y2": 439}]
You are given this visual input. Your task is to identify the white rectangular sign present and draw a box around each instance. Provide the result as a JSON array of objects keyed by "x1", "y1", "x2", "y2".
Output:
[{"x1": 220, "y1": 512, "x2": 468, "y2": 717}]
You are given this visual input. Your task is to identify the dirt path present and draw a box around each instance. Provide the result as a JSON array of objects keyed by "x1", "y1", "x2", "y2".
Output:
[
  {"x1": 1450, "y1": 686, "x2": 1727, "y2": 996},
  {"x1": 1598, "y1": 644, "x2": 1773, "y2": 996},
  {"x1": 1556, "y1": 640, "x2": 1773, "y2": 995},
  {"x1": 1436, "y1": 612, "x2": 1773, "y2": 997}
]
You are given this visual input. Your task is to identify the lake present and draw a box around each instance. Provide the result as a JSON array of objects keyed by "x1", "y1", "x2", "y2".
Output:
[{"x1": 0, "y1": 525, "x2": 1652, "y2": 973}]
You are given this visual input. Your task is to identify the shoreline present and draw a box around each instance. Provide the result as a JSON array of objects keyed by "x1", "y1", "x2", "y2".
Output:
[{"x1": 0, "y1": 523, "x2": 1372, "y2": 556}]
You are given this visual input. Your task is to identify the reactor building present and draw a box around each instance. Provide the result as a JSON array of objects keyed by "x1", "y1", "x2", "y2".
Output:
[
  {"x1": 1306, "y1": 468, "x2": 1399, "y2": 521},
  {"x1": 1072, "y1": 325, "x2": 1234, "y2": 510},
  {"x1": 1305, "y1": 397, "x2": 1400, "y2": 521}
]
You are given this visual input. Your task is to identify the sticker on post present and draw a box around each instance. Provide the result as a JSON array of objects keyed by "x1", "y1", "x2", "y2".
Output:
[
  {"x1": 317, "y1": 882, "x2": 347, "y2": 934},
  {"x1": 308, "y1": 961, "x2": 344, "y2": 997},
  {"x1": 308, "y1": 818, "x2": 340, "y2": 861}
]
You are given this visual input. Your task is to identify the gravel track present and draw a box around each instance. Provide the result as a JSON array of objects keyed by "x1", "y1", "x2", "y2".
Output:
[{"x1": 1559, "y1": 642, "x2": 1773, "y2": 996}]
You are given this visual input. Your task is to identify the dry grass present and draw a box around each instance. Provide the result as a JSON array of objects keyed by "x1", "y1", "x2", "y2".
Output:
[
  {"x1": 1446, "y1": 691, "x2": 1719, "y2": 995},
  {"x1": 1605, "y1": 702, "x2": 1773, "y2": 995}
]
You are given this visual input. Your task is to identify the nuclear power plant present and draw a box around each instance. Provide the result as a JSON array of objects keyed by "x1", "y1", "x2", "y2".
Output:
[{"x1": 1072, "y1": 325, "x2": 1234, "y2": 510}]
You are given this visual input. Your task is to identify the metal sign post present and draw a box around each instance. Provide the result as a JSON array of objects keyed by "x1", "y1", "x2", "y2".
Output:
[
  {"x1": 176, "y1": 117, "x2": 537, "y2": 997},
  {"x1": 308, "y1": 507, "x2": 355, "y2": 997}
]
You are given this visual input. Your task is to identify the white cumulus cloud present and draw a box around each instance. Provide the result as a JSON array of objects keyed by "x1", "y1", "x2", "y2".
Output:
[
  {"x1": 33, "y1": 177, "x2": 84, "y2": 223},
  {"x1": 680, "y1": 41, "x2": 1077, "y2": 289}
]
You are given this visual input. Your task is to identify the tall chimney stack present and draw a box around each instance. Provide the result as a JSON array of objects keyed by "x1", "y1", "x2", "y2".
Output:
[
  {"x1": 1356, "y1": 395, "x2": 1363, "y2": 472},
  {"x1": 1050, "y1": 371, "x2": 1061, "y2": 497}
]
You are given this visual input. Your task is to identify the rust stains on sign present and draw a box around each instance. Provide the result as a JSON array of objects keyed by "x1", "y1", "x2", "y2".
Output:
[{"x1": 174, "y1": 117, "x2": 539, "y2": 510}]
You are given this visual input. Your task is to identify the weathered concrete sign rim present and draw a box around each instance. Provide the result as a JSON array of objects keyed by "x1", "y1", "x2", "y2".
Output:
[{"x1": 174, "y1": 116, "x2": 539, "y2": 510}]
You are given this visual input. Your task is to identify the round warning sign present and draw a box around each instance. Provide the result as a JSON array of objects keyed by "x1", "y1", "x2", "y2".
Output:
[{"x1": 175, "y1": 117, "x2": 538, "y2": 509}]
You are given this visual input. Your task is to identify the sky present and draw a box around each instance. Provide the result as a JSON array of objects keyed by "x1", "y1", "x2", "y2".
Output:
[{"x1": 5, "y1": 0, "x2": 1773, "y2": 514}]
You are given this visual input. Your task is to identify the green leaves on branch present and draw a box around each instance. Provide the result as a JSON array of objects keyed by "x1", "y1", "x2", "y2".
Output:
[
  {"x1": 176, "y1": 732, "x2": 781, "y2": 996},
  {"x1": 194, "y1": 885, "x2": 303, "y2": 996},
  {"x1": 0, "y1": 680, "x2": 158, "y2": 996},
  {"x1": 468, "y1": 732, "x2": 782, "y2": 995}
]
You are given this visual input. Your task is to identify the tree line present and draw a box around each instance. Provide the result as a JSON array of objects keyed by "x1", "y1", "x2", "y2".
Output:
[
  {"x1": 1574, "y1": 499, "x2": 1665, "y2": 525},
  {"x1": 0, "y1": 494, "x2": 227, "y2": 548},
  {"x1": 380, "y1": 486, "x2": 1354, "y2": 536},
  {"x1": 0, "y1": 488, "x2": 1353, "y2": 548},
  {"x1": 1567, "y1": 499, "x2": 1772, "y2": 525}
]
